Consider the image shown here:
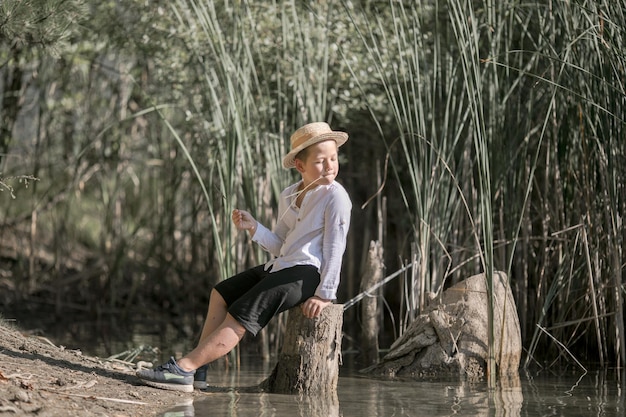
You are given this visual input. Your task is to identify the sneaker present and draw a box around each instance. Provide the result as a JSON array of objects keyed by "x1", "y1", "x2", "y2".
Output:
[
  {"x1": 136, "y1": 357, "x2": 195, "y2": 393},
  {"x1": 193, "y1": 364, "x2": 208, "y2": 390}
]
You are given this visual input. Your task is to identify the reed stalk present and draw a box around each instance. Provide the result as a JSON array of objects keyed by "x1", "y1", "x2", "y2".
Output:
[
  {"x1": 2, "y1": 0, "x2": 624, "y2": 367},
  {"x1": 343, "y1": 0, "x2": 625, "y2": 370},
  {"x1": 446, "y1": 0, "x2": 497, "y2": 387},
  {"x1": 166, "y1": 0, "x2": 347, "y2": 362}
]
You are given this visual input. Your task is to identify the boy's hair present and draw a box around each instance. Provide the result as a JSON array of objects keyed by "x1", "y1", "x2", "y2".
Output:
[
  {"x1": 294, "y1": 140, "x2": 339, "y2": 165},
  {"x1": 294, "y1": 147, "x2": 311, "y2": 164}
]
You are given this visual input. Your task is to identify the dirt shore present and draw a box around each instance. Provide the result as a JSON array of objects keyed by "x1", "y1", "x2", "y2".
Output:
[{"x1": 0, "y1": 321, "x2": 202, "y2": 417}]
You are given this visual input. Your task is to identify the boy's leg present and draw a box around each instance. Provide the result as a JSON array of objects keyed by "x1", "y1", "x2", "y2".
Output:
[
  {"x1": 226, "y1": 265, "x2": 320, "y2": 336},
  {"x1": 193, "y1": 289, "x2": 228, "y2": 388},
  {"x1": 177, "y1": 313, "x2": 246, "y2": 371},
  {"x1": 137, "y1": 267, "x2": 264, "y2": 392},
  {"x1": 184, "y1": 265, "x2": 319, "y2": 370},
  {"x1": 135, "y1": 313, "x2": 246, "y2": 392},
  {"x1": 192, "y1": 266, "x2": 264, "y2": 388},
  {"x1": 137, "y1": 265, "x2": 319, "y2": 391},
  {"x1": 199, "y1": 289, "x2": 228, "y2": 342}
]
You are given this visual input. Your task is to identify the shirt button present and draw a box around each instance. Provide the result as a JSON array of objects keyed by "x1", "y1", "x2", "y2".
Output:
[{"x1": 297, "y1": 218, "x2": 301, "y2": 221}]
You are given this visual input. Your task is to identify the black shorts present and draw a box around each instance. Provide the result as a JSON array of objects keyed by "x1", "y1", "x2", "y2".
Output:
[{"x1": 214, "y1": 264, "x2": 320, "y2": 336}]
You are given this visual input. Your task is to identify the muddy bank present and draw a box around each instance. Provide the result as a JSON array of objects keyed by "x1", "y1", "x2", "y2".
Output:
[{"x1": 0, "y1": 321, "x2": 202, "y2": 416}]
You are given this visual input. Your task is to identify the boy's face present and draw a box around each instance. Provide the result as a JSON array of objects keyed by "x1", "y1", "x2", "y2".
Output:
[{"x1": 295, "y1": 139, "x2": 339, "y2": 187}]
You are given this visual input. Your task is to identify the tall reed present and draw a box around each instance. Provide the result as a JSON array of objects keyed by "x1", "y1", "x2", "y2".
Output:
[
  {"x1": 166, "y1": 0, "x2": 350, "y2": 359},
  {"x1": 343, "y1": 0, "x2": 625, "y2": 371},
  {"x1": 343, "y1": 0, "x2": 472, "y2": 325},
  {"x1": 2, "y1": 0, "x2": 624, "y2": 368},
  {"x1": 343, "y1": 0, "x2": 499, "y2": 383}
]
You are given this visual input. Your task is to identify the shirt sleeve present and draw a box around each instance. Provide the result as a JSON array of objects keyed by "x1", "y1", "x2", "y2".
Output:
[
  {"x1": 316, "y1": 188, "x2": 352, "y2": 300},
  {"x1": 251, "y1": 186, "x2": 290, "y2": 257},
  {"x1": 251, "y1": 222, "x2": 283, "y2": 257}
]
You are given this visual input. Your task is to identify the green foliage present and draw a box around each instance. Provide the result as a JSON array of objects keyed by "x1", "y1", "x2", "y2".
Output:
[
  {"x1": 0, "y1": 0, "x2": 86, "y2": 51},
  {"x1": 344, "y1": 0, "x2": 625, "y2": 367},
  {"x1": 0, "y1": 174, "x2": 38, "y2": 199},
  {"x1": 0, "y1": 0, "x2": 624, "y2": 367}
]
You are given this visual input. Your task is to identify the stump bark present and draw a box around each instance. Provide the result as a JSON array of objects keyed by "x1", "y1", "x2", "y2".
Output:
[
  {"x1": 360, "y1": 240, "x2": 383, "y2": 366},
  {"x1": 364, "y1": 271, "x2": 522, "y2": 380},
  {"x1": 259, "y1": 304, "x2": 343, "y2": 395}
]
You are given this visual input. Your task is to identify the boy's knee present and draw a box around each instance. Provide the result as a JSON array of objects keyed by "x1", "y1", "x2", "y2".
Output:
[{"x1": 225, "y1": 313, "x2": 247, "y2": 337}]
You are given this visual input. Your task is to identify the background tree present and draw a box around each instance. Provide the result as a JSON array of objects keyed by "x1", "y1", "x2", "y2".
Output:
[{"x1": 0, "y1": 0, "x2": 624, "y2": 369}]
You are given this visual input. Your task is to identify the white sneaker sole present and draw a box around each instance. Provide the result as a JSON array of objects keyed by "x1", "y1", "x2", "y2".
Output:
[{"x1": 141, "y1": 379, "x2": 194, "y2": 393}]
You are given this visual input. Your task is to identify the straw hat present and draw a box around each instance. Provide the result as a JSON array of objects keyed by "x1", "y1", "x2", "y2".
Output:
[{"x1": 283, "y1": 122, "x2": 348, "y2": 169}]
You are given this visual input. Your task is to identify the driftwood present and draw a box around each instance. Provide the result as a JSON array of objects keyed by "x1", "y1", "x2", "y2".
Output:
[
  {"x1": 365, "y1": 271, "x2": 522, "y2": 380},
  {"x1": 260, "y1": 304, "x2": 343, "y2": 395}
]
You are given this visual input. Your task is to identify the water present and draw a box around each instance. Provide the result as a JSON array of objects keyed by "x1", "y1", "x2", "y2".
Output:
[
  {"x1": 158, "y1": 366, "x2": 625, "y2": 417},
  {"x1": 6, "y1": 313, "x2": 625, "y2": 416}
]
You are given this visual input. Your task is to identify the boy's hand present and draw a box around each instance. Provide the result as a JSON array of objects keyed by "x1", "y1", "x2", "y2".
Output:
[
  {"x1": 232, "y1": 209, "x2": 257, "y2": 235},
  {"x1": 300, "y1": 296, "x2": 331, "y2": 319}
]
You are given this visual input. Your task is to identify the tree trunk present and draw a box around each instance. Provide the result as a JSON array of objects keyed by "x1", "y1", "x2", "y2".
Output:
[
  {"x1": 360, "y1": 240, "x2": 383, "y2": 366},
  {"x1": 260, "y1": 304, "x2": 343, "y2": 395}
]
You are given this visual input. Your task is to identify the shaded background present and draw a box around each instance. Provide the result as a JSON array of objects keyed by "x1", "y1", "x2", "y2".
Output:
[{"x1": 1, "y1": 0, "x2": 624, "y2": 368}]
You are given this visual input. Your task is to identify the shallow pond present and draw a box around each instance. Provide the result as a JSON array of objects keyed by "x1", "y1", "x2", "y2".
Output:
[
  {"x1": 156, "y1": 366, "x2": 625, "y2": 417},
  {"x1": 6, "y1": 313, "x2": 625, "y2": 417}
]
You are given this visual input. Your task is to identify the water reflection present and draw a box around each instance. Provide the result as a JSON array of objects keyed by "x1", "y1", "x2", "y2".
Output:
[
  {"x1": 521, "y1": 369, "x2": 625, "y2": 417},
  {"x1": 157, "y1": 368, "x2": 626, "y2": 417},
  {"x1": 161, "y1": 398, "x2": 195, "y2": 417},
  {"x1": 159, "y1": 392, "x2": 338, "y2": 417},
  {"x1": 337, "y1": 375, "x2": 523, "y2": 417},
  {"x1": 493, "y1": 374, "x2": 523, "y2": 416},
  {"x1": 196, "y1": 391, "x2": 339, "y2": 417}
]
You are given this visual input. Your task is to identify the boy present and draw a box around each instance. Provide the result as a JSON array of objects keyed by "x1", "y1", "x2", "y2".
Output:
[{"x1": 136, "y1": 122, "x2": 352, "y2": 392}]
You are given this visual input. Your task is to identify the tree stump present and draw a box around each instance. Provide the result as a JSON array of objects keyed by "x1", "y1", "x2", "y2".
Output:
[
  {"x1": 364, "y1": 271, "x2": 522, "y2": 380},
  {"x1": 360, "y1": 240, "x2": 383, "y2": 366},
  {"x1": 259, "y1": 304, "x2": 343, "y2": 395}
]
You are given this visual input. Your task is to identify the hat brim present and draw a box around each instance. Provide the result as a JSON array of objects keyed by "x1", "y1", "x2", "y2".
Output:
[{"x1": 282, "y1": 132, "x2": 348, "y2": 169}]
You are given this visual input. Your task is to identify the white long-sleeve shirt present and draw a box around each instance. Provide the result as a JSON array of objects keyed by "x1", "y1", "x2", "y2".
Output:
[{"x1": 252, "y1": 180, "x2": 352, "y2": 300}]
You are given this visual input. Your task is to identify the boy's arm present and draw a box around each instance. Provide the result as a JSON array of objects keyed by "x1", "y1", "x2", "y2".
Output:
[
  {"x1": 316, "y1": 191, "x2": 352, "y2": 300},
  {"x1": 250, "y1": 188, "x2": 291, "y2": 256},
  {"x1": 232, "y1": 208, "x2": 282, "y2": 255},
  {"x1": 251, "y1": 222, "x2": 284, "y2": 256}
]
